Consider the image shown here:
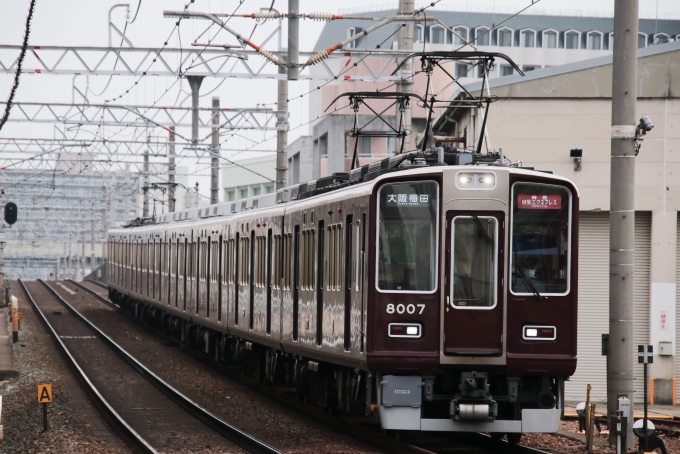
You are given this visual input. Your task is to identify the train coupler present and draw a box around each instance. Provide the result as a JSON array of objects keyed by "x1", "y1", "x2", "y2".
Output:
[{"x1": 450, "y1": 400, "x2": 497, "y2": 422}]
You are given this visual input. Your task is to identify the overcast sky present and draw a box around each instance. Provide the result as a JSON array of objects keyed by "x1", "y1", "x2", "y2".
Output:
[{"x1": 1, "y1": 0, "x2": 679, "y2": 200}]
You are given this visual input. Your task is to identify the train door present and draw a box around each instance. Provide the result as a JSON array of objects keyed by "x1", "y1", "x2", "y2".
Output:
[
  {"x1": 444, "y1": 211, "x2": 505, "y2": 356},
  {"x1": 198, "y1": 236, "x2": 207, "y2": 317}
]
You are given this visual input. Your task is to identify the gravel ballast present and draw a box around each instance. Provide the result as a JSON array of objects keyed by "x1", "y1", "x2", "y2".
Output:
[{"x1": 0, "y1": 280, "x2": 130, "y2": 453}]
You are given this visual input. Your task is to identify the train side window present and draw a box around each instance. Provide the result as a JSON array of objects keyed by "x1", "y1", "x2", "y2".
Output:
[
  {"x1": 272, "y1": 234, "x2": 281, "y2": 289},
  {"x1": 249, "y1": 230, "x2": 256, "y2": 330},
  {"x1": 258, "y1": 236, "x2": 266, "y2": 287},
  {"x1": 283, "y1": 233, "x2": 292, "y2": 290},
  {"x1": 510, "y1": 183, "x2": 572, "y2": 296},
  {"x1": 451, "y1": 216, "x2": 498, "y2": 309},
  {"x1": 355, "y1": 220, "x2": 361, "y2": 292},
  {"x1": 217, "y1": 236, "x2": 223, "y2": 322},
  {"x1": 235, "y1": 233, "x2": 240, "y2": 325}
]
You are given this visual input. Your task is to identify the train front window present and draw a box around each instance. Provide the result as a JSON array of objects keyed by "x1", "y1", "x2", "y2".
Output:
[
  {"x1": 377, "y1": 181, "x2": 439, "y2": 293},
  {"x1": 511, "y1": 183, "x2": 571, "y2": 296},
  {"x1": 451, "y1": 216, "x2": 497, "y2": 308}
]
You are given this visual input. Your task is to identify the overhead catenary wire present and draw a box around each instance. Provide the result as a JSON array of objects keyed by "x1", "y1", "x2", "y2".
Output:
[{"x1": 0, "y1": 0, "x2": 37, "y2": 132}]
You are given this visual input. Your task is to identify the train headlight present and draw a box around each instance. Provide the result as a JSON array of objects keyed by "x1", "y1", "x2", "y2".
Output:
[
  {"x1": 456, "y1": 172, "x2": 496, "y2": 190},
  {"x1": 389, "y1": 323, "x2": 422, "y2": 338}
]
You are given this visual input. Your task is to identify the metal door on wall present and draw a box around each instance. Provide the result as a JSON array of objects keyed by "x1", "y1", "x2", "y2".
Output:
[{"x1": 444, "y1": 211, "x2": 505, "y2": 356}]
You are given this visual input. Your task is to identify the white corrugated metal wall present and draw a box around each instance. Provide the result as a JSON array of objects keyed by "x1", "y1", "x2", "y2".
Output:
[
  {"x1": 565, "y1": 212, "x2": 650, "y2": 402},
  {"x1": 633, "y1": 214, "x2": 651, "y2": 401},
  {"x1": 676, "y1": 214, "x2": 680, "y2": 401}
]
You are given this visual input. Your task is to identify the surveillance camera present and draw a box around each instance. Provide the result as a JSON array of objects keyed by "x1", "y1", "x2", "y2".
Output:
[{"x1": 638, "y1": 115, "x2": 654, "y2": 133}]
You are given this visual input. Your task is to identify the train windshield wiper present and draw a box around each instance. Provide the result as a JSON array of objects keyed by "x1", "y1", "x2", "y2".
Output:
[
  {"x1": 512, "y1": 240, "x2": 541, "y2": 301},
  {"x1": 472, "y1": 214, "x2": 493, "y2": 246},
  {"x1": 515, "y1": 267, "x2": 541, "y2": 301}
]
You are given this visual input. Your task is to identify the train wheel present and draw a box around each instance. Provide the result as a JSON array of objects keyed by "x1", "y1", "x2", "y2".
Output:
[{"x1": 506, "y1": 433, "x2": 522, "y2": 444}]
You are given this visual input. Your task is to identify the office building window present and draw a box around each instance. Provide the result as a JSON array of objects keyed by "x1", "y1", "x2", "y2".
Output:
[
  {"x1": 455, "y1": 63, "x2": 470, "y2": 78},
  {"x1": 414, "y1": 25, "x2": 424, "y2": 44},
  {"x1": 523, "y1": 65, "x2": 538, "y2": 72},
  {"x1": 253, "y1": 187, "x2": 261, "y2": 196},
  {"x1": 475, "y1": 27, "x2": 490, "y2": 46},
  {"x1": 453, "y1": 26, "x2": 468, "y2": 45},
  {"x1": 543, "y1": 30, "x2": 557, "y2": 48},
  {"x1": 565, "y1": 31, "x2": 580, "y2": 49},
  {"x1": 360, "y1": 136, "x2": 372, "y2": 157},
  {"x1": 638, "y1": 33, "x2": 647, "y2": 48},
  {"x1": 430, "y1": 25, "x2": 446, "y2": 44},
  {"x1": 521, "y1": 30, "x2": 535, "y2": 48},
  {"x1": 587, "y1": 31, "x2": 602, "y2": 50},
  {"x1": 500, "y1": 65, "x2": 514, "y2": 77},
  {"x1": 654, "y1": 33, "x2": 669, "y2": 45},
  {"x1": 498, "y1": 28, "x2": 513, "y2": 47}
]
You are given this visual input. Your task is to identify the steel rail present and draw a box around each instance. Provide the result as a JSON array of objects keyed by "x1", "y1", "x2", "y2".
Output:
[
  {"x1": 68, "y1": 279, "x2": 117, "y2": 309},
  {"x1": 83, "y1": 278, "x2": 109, "y2": 289},
  {"x1": 18, "y1": 279, "x2": 157, "y2": 454},
  {"x1": 40, "y1": 279, "x2": 282, "y2": 454},
  {"x1": 79, "y1": 279, "x2": 553, "y2": 454}
]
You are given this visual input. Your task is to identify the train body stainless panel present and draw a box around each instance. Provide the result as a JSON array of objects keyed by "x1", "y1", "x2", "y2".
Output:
[{"x1": 106, "y1": 165, "x2": 577, "y2": 381}]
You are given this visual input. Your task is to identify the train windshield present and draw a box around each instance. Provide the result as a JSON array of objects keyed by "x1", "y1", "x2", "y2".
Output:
[
  {"x1": 510, "y1": 183, "x2": 572, "y2": 296},
  {"x1": 451, "y1": 216, "x2": 497, "y2": 308},
  {"x1": 377, "y1": 181, "x2": 439, "y2": 292}
]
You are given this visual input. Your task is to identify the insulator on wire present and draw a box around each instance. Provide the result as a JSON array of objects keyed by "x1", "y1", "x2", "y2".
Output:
[
  {"x1": 252, "y1": 12, "x2": 281, "y2": 19},
  {"x1": 258, "y1": 48, "x2": 283, "y2": 66},
  {"x1": 304, "y1": 49, "x2": 329, "y2": 66},
  {"x1": 306, "y1": 13, "x2": 334, "y2": 22}
]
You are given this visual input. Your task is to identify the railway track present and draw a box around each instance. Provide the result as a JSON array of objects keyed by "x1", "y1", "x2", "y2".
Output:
[
  {"x1": 20, "y1": 279, "x2": 281, "y2": 454},
  {"x1": 64, "y1": 278, "x2": 553, "y2": 454}
]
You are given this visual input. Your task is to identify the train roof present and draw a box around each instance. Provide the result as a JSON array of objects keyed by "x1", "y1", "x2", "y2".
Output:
[{"x1": 110, "y1": 151, "x2": 577, "y2": 237}]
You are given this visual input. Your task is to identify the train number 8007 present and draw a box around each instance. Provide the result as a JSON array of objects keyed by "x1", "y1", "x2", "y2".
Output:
[{"x1": 386, "y1": 304, "x2": 426, "y2": 315}]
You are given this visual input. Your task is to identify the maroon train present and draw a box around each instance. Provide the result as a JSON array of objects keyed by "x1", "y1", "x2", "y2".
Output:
[{"x1": 106, "y1": 149, "x2": 578, "y2": 438}]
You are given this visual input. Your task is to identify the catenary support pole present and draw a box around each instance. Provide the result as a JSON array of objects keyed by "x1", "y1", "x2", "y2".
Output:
[
  {"x1": 276, "y1": 65, "x2": 289, "y2": 190},
  {"x1": 395, "y1": 0, "x2": 414, "y2": 153},
  {"x1": 187, "y1": 76, "x2": 204, "y2": 145},
  {"x1": 90, "y1": 219, "x2": 95, "y2": 273},
  {"x1": 142, "y1": 130, "x2": 150, "y2": 218},
  {"x1": 81, "y1": 227, "x2": 86, "y2": 280},
  {"x1": 608, "y1": 0, "x2": 639, "y2": 445},
  {"x1": 169, "y1": 126, "x2": 176, "y2": 212},
  {"x1": 102, "y1": 186, "x2": 110, "y2": 263},
  {"x1": 211, "y1": 97, "x2": 220, "y2": 205},
  {"x1": 288, "y1": 0, "x2": 299, "y2": 81}
]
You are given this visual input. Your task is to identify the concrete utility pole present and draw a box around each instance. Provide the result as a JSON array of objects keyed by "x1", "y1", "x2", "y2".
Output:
[
  {"x1": 276, "y1": 68, "x2": 289, "y2": 191},
  {"x1": 288, "y1": 0, "x2": 300, "y2": 81},
  {"x1": 102, "y1": 186, "x2": 110, "y2": 262},
  {"x1": 169, "y1": 126, "x2": 176, "y2": 212},
  {"x1": 187, "y1": 76, "x2": 204, "y2": 145},
  {"x1": 90, "y1": 219, "x2": 95, "y2": 271},
  {"x1": 396, "y1": 0, "x2": 414, "y2": 153},
  {"x1": 274, "y1": 1, "x2": 296, "y2": 190},
  {"x1": 211, "y1": 97, "x2": 220, "y2": 205},
  {"x1": 143, "y1": 130, "x2": 150, "y2": 218},
  {"x1": 80, "y1": 227, "x2": 86, "y2": 280},
  {"x1": 608, "y1": 0, "x2": 639, "y2": 444}
]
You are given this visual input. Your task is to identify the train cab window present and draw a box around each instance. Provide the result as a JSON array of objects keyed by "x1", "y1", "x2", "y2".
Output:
[
  {"x1": 451, "y1": 216, "x2": 498, "y2": 308},
  {"x1": 510, "y1": 183, "x2": 572, "y2": 296},
  {"x1": 377, "y1": 181, "x2": 439, "y2": 292}
]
